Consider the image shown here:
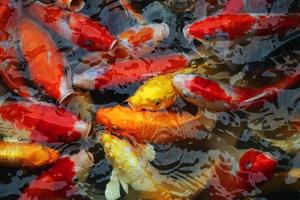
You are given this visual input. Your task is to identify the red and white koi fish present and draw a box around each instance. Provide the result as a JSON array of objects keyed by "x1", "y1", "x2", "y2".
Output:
[
  {"x1": 209, "y1": 149, "x2": 277, "y2": 200},
  {"x1": 73, "y1": 54, "x2": 189, "y2": 90},
  {"x1": 184, "y1": 14, "x2": 300, "y2": 43},
  {"x1": 18, "y1": 17, "x2": 75, "y2": 103},
  {"x1": 172, "y1": 70, "x2": 300, "y2": 110},
  {"x1": 0, "y1": 101, "x2": 91, "y2": 143},
  {"x1": 19, "y1": 150, "x2": 94, "y2": 200},
  {"x1": 24, "y1": 2, "x2": 117, "y2": 51},
  {"x1": 0, "y1": 0, "x2": 34, "y2": 98},
  {"x1": 79, "y1": 22, "x2": 170, "y2": 66},
  {"x1": 118, "y1": 0, "x2": 170, "y2": 58}
]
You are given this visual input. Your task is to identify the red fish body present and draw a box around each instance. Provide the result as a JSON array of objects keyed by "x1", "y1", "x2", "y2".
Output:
[
  {"x1": 18, "y1": 17, "x2": 75, "y2": 103},
  {"x1": 209, "y1": 149, "x2": 277, "y2": 200},
  {"x1": 184, "y1": 14, "x2": 300, "y2": 43},
  {"x1": 73, "y1": 54, "x2": 189, "y2": 90},
  {"x1": 25, "y1": 2, "x2": 117, "y2": 51},
  {"x1": 19, "y1": 150, "x2": 94, "y2": 200},
  {"x1": 0, "y1": 101, "x2": 91, "y2": 143},
  {"x1": 173, "y1": 72, "x2": 300, "y2": 111},
  {"x1": 0, "y1": 0, "x2": 34, "y2": 98}
]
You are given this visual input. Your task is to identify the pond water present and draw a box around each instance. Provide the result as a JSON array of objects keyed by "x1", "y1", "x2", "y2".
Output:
[{"x1": 1, "y1": 0, "x2": 300, "y2": 199}]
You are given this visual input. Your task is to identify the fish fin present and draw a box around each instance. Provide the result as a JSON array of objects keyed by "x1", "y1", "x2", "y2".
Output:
[
  {"x1": 183, "y1": 109, "x2": 216, "y2": 131},
  {"x1": 136, "y1": 143, "x2": 156, "y2": 162},
  {"x1": 119, "y1": 178, "x2": 129, "y2": 194},
  {"x1": 0, "y1": 119, "x2": 29, "y2": 140},
  {"x1": 105, "y1": 169, "x2": 121, "y2": 200}
]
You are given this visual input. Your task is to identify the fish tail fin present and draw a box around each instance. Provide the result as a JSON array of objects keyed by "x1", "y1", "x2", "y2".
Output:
[{"x1": 195, "y1": 108, "x2": 217, "y2": 131}]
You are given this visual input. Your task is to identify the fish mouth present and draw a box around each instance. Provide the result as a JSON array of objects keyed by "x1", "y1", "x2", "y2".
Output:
[
  {"x1": 109, "y1": 39, "x2": 118, "y2": 51},
  {"x1": 68, "y1": 0, "x2": 85, "y2": 12},
  {"x1": 183, "y1": 25, "x2": 193, "y2": 42}
]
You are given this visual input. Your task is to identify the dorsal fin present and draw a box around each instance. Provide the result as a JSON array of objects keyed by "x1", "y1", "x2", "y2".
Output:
[{"x1": 222, "y1": 0, "x2": 245, "y2": 14}]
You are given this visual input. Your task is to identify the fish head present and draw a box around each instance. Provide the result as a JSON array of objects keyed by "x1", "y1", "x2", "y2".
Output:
[
  {"x1": 238, "y1": 149, "x2": 277, "y2": 184},
  {"x1": 172, "y1": 74, "x2": 231, "y2": 111},
  {"x1": 128, "y1": 74, "x2": 176, "y2": 110},
  {"x1": 100, "y1": 131, "x2": 137, "y2": 168},
  {"x1": 183, "y1": 14, "x2": 255, "y2": 43},
  {"x1": 70, "y1": 149, "x2": 94, "y2": 183},
  {"x1": 69, "y1": 13, "x2": 117, "y2": 51},
  {"x1": 183, "y1": 17, "x2": 230, "y2": 43},
  {"x1": 96, "y1": 105, "x2": 129, "y2": 133}
]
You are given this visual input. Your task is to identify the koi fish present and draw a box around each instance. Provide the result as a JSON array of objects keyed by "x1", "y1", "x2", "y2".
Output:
[
  {"x1": 118, "y1": 0, "x2": 170, "y2": 57},
  {"x1": 18, "y1": 17, "x2": 75, "y2": 103},
  {"x1": 209, "y1": 149, "x2": 277, "y2": 200},
  {"x1": 96, "y1": 105, "x2": 214, "y2": 143},
  {"x1": 73, "y1": 54, "x2": 189, "y2": 90},
  {"x1": 184, "y1": 14, "x2": 300, "y2": 43},
  {"x1": 0, "y1": 101, "x2": 91, "y2": 143},
  {"x1": 172, "y1": 71, "x2": 300, "y2": 111},
  {"x1": 0, "y1": 0, "x2": 34, "y2": 98},
  {"x1": 24, "y1": 2, "x2": 117, "y2": 51},
  {"x1": 0, "y1": 141, "x2": 59, "y2": 168},
  {"x1": 119, "y1": 23, "x2": 170, "y2": 58},
  {"x1": 79, "y1": 22, "x2": 170, "y2": 66},
  {"x1": 19, "y1": 150, "x2": 94, "y2": 200},
  {"x1": 127, "y1": 67, "x2": 197, "y2": 111},
  {"x1": 100, "y1": 131, "x2": 211, "y2": 200}
]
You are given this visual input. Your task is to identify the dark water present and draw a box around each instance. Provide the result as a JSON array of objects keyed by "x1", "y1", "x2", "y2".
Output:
[{"x1": 1, "y1": 0, "x2": 300, "y2": 199}]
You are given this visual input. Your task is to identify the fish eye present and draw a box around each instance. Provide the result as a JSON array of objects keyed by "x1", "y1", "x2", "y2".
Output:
[
  {"x1": 203, "y1": 34, "x2": 214, "y2": 41},
  {"x1": 84, "y1": 40, "x2": 94, "y2": 47},
  {"x1": 216, "y1": 31, "x2": 229, "y2": 40},
  {"x1": 112, "y1": 125, "x2": 119, "y2": 131},
  {"x1": 245, "y1": 161, "x2": 253, "y2": 170},
  {"x1": 154, "y1": 99, "x2": 160, "y2": 106},
  {"x1": 73, "y1": 177, "x2": 79, "y2": 183}
]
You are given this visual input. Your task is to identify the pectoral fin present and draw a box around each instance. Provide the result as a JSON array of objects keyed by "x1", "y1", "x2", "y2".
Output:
[
  {"x1": 136, "y1": 143, "x2": 156, "y2": 161},
  {"x1": 105, "y1": 169, "x2": 121, "y2": 200}
]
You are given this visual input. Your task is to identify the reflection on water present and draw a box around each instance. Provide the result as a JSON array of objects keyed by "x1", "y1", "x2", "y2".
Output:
[{"x1": 1, "y1": 0, "x2": 300, "y2": 199}]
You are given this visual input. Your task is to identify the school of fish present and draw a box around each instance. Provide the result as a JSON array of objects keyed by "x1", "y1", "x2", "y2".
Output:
[{"x1": 0, "y1": 0, "x2": 299, "y2": 199}]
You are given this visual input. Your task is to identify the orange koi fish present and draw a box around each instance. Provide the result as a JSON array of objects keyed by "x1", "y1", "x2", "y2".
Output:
[
  {"x1": 19, "y1": 150, "x2": 94, "y2": 200},
  {"x1": 18, "y1": 17, "x2": 75, "y2": 103},
  {"x1": 0, "y1": 141, "x2": 59, "y2": 168},
  {"x1": 24, "y1": 2, "x2": 117, "y2": 51},
  {"x1": 184, "y1": 14, "x2": 300, "y2": 43},
  {"x1": 0, "y1": 0, "x2": 34, "y2": 98},
  {"x1": 0, "y1": 101, "x2": 91, "y2": 143},
  {"x1": 96, "y1": 105, "x2": 214, "y2": 143},
  {"x1": 73, "y1": 54, "x2": 189, "y2": 90}
]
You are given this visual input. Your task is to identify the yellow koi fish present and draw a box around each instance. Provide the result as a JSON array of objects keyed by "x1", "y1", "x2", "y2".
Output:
[
  {"x1": 100, "y1": 131, "x2": 211, "y2": 200},
  {"x1": 127, "y1": 67, "x2": 202, "y2": 111}
]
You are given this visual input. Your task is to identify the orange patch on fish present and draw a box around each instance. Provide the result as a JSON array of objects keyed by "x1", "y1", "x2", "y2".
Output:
[{"x1": 120, "y1": 27, "x2": 154, "y2": 47}]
